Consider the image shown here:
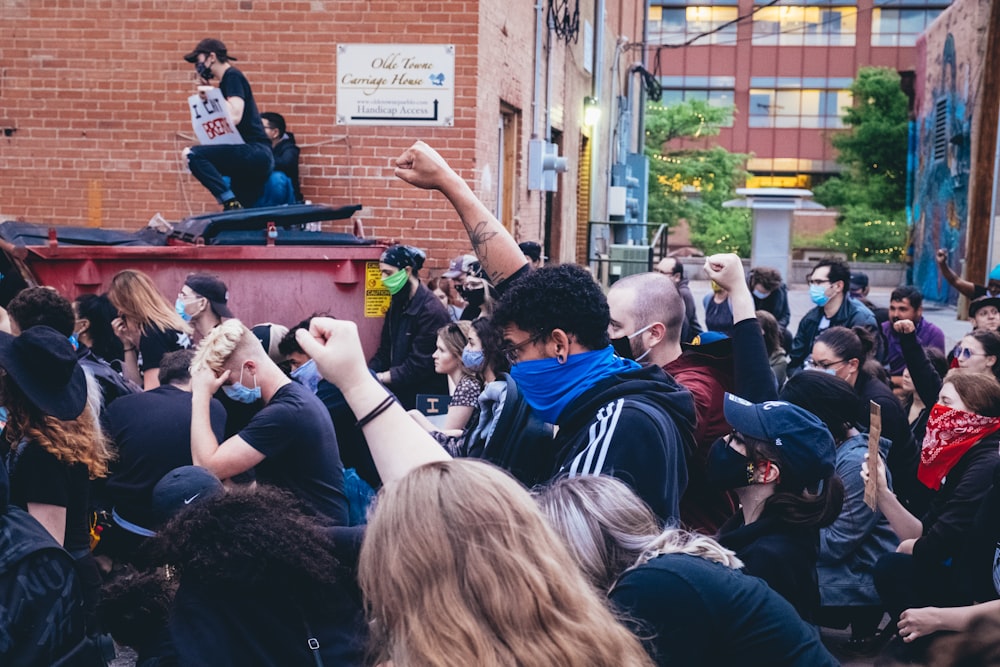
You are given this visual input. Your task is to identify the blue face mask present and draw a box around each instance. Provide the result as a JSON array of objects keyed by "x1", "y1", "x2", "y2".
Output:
[
  {"x1": 290, "y1": 358, "x2": 321, "y2": 394},
  {"x1": 223, "y1": 366, "x2": 262, "y2": 404},
  {"x1": 175, "y1": 297, "x2": 192, "y2": 322},
  {"x1": 809, "y1": 284, "x2": 830, "y2": 307},
  {"x1": 752, "y1": 289, "x2": 769, "y2": 300},
  {"x1": 510, "y1": 345, "x2": 640, "y2": 424},
  {"x1": 462, "y1": 348, "x2": 485, "y2": 371}
]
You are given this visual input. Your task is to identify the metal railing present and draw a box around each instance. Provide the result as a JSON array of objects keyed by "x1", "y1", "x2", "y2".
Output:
[{"x1": 586, "y1": 220, "x2": 668, "y2": 288}]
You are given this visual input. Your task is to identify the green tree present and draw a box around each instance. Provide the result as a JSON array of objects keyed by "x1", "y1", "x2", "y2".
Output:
[
  {"x1": 814, "y1": 67, "x2": 909, "y2": 231},
  {"x1": 645, "y1": 100, "x2": 752, "y2": 255}
]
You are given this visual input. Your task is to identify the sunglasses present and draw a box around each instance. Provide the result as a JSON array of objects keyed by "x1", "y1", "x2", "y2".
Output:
[{"x1": 955, "y1": 346, "x2": 986, "y2": 360}]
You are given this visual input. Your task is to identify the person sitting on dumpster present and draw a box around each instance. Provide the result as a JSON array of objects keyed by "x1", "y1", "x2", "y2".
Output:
[
  {"x1": 188, "y1": 319, "x2": 349, "y2": 526},
  {"x1": 181, "y1": 38, "x2": 273, "y2": 211}
]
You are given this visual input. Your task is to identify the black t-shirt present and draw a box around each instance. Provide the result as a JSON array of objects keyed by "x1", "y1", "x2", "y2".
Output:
[
  {"x1": 239, "y1": 382, "x2": 349, "y2": 525},
  {"x1": 105, "y1": 385, "x2": 227, "y2": 528},
  {"x1": 610, "y1": 553, "x2": 838, "y2": 667},
  {"x1": 7, "y1": 441, "x2": 91, "y2": 554},
  {"x1": 169, "y1": 573, "x2": 366, "y2": 666},
  {"x1": 138, "y1": 326, "x2": 191, "y2": 374},
  {"x1": 220, "y1": 67, "x2": 269, "y2": 146}
]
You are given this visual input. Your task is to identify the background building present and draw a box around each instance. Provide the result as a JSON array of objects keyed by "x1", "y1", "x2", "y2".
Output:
[
  {"x1": 0, "y1": 1, "x2": 645, "y2": 271},
  {"x1": 646, "y1": 0, "x2": 951, "y2": 188}
]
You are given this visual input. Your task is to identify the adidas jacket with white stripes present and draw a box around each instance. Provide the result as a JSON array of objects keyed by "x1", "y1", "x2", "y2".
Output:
[{"x1": 552, "y1": 364, "x2": 696, "y2": 522}]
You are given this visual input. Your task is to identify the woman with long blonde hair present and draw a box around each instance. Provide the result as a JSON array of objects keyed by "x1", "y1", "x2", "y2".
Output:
[
  {"x1": 108, "y1": 269, "x2": 192, "y2": 389},
  {"x1": 1, "y1": 325, "x2": 112, "y2": 632},
  {"x1": 536, "y1": 475, "x2": 839, "y2": 666},
  {"x1": 359, "y1": 459, "x2": 654, "y2": 667}
]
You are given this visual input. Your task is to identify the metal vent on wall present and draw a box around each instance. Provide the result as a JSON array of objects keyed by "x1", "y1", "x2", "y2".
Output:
[{"x1": 932, "y1": 98, "x2": 948, "y2": 162}]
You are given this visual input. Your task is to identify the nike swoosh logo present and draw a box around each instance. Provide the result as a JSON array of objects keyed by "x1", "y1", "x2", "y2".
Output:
[{"x1": 184, "y1": 493, "x2": 200, "y2": 505}]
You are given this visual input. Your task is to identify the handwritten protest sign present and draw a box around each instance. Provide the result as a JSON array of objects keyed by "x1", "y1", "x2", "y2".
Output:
[{"x1": 188, "y1": 87, "x2": 244, "y2": 146}]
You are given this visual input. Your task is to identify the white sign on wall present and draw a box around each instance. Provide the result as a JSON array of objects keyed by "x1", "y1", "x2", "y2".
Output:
[
  {"x1": 337, "y1": 44, "x2": 454, "y2": 126},
  {"x1": 188, "y1": 88, "x2": 244, "y2": 145}
]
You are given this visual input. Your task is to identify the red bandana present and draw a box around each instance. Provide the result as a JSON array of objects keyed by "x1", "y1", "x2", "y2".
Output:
[{"x1": 918, "y1": 403, "x2": 1000, "y2": 490}]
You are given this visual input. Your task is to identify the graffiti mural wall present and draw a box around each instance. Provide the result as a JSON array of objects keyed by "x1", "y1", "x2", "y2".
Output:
[{"x1": 911, "y1": 0, "x2": 989, "y2": 302}]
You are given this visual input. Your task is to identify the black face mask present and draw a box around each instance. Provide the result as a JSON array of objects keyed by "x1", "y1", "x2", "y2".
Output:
[
  {"x1": 705, "y1": 437, "x2": 755, "y2": 491},
  {"x1": 611, "y1": 334, "x2": 635, "y2": 360},
  {"x1": 195, "y1": 60, "x2": 214, "y2": 80},
  {"x1": 463, "y1": 287, "x2": 486, "y2": 308}
]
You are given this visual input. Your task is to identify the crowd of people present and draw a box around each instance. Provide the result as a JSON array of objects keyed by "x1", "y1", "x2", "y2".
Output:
[{"x1": 4, "y1": 140, "x2": 1000, "y2": 667}]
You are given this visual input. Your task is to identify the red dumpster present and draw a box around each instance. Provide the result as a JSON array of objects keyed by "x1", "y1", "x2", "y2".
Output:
[{"x1": 0, "y1": 205, "x2": 390, "y2": 357}]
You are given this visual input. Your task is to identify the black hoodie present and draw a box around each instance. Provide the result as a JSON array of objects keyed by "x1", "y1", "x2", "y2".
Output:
[{"x1": 553, "y1": 364, "x2": 696, "y2": 522}]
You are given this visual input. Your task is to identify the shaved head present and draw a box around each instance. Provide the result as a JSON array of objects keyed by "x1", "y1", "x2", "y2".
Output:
[{"x1": 609, "y1": 272, "x2": 684, "y2": 345}]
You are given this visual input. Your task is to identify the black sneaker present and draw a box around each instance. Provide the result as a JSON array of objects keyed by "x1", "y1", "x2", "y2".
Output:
[{"x1": 223, "y1": 198, "x2": 243, "y2": 211}]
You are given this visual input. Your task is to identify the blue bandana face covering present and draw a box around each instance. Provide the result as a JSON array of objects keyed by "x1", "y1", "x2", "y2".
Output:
[{"x1": 510, "y1": 345, "x2": 640, "y2": 424}]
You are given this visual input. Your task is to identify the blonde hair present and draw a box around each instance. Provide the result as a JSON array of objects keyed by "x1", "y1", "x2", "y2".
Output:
[
  {"x1": 3, "y1": 374, "x2": 112, "y2": 479},
  {"x1": 108, "y1": 269, "x2": 191, "y2": 336},
  {"x1": 192, "y1": 318, "x2": 259, "y2": 374},
  {"x1": 359, "y1": 460, "x2": 654, "y2": 667},
  {"x1": 536, "y1": 475, "x2": 742, "y2": 592}
]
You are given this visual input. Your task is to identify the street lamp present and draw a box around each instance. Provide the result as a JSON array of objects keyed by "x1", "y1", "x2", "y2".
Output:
[{"x1": 584, "y1": 96, "x2": 601, "y2": 126}]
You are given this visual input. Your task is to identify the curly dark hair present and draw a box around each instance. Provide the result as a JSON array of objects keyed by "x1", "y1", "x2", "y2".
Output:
[
  {"x1": 492, "y1": 264, "x2": 610, "y2": 351},
  {"x1": 150, "y1": 485, "x2": 344, "y2": 601},
  {"x1": 8, "y1": 286, "x2": 75, "y2": 336},
  {"x1": 98, "y1": 566, "x2": 177, "y2": 652}
]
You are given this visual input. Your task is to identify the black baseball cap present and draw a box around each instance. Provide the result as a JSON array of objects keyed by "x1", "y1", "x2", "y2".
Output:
[
  {"x1": 519, "y1": 241, "x2": 547, "y2": 263},
  {"x1": 184, "y1": 38, "x2": 238, "y2": 63},
  {"x1": 185, "y1": 274, "x2": 234, "y2": 319}
]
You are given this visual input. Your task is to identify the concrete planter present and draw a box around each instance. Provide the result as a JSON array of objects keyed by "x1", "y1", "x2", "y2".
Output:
[{"x1": 678, "y1": 257, "x2": 906, "y2": 288}]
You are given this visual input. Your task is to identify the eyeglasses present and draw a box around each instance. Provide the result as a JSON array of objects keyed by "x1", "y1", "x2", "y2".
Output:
[
  {"x1": 501, "y1": 332, "x2": 546, "y2": 365},
  {"x1": 955, "y1": 346, "x2": 986, "y2": 360},
  {"x1": 804, "y1": 357, "x2": 845, "y2": 370},
  {"x1": 807, "y1": 278, "x2": 831, "y2": 287}
]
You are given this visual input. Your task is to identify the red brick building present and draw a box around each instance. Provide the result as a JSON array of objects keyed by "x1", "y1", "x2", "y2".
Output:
[
  {"x1": 647, "y1": 0, "x2": 950, "y2": 186},
  {"x1": 0, "y1": 1, "x2": 644, "y2": 270}
]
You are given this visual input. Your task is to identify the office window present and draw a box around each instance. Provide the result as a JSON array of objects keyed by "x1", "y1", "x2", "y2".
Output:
[
  {"x1": 752, "y1": 6, "x2": 857, "y2": 46},
  {"x1": 871, "y1": 8, "x2": 945, "y2": 46},
  {"x1": 648, "y1": 6, "x2": 739, "y2": 46},
  {"x1": 656, "y1": 77, "x2": 736, "y2": 127},
  {"x1": 748, "y1": 88, "x2": 852, "y2": 128}
]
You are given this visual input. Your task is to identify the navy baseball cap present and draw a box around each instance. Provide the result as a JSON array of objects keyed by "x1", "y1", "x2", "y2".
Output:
[
  {"x1": 150, "y1": 466, "x2": 224, "y2": 528},
  {"x1": 723, "y1": 393, "x2": 835, "y2": 489}
]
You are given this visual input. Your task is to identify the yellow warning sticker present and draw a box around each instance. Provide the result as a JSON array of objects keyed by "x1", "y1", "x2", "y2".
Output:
[{"x1": 364, "y1": 261, "x2": 390, "y2": 317}]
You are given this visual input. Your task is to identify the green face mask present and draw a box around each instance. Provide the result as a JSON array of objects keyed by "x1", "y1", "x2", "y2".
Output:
[{"x1": 382, "y1": 268, "x2": 409, "y2": 295}]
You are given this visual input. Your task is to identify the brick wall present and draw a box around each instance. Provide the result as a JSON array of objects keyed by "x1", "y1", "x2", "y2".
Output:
[{"x1": 0, "y1": 1, "x2": 642, "y2": 274}]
